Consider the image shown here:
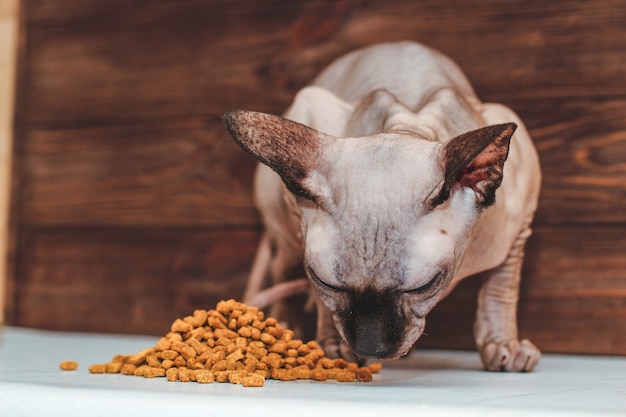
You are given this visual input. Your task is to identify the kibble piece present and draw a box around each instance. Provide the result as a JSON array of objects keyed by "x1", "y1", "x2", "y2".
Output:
[
  {"x1": 125, "y1": 353, "x2": 147, "y2": 366},
  {"x1": 174, "y1": 355, "x2": 187, "y2": 368},
  {"x1": 106, "y1": 362, "x2": 123, "y2": 373},
  {"x1": 195, "y1": 369, "x2": 215, "y2": 384},
  {"x1": 59, "y1": 360, "x2": 78, "y2": 371},
  {"x1": 161, "y1": 359, "x2": 174, "y2": 369},
  {"x1": 166, "y1": 368, "x2": 179, "y2": 382},
  {"x1": 355, "y1": 367, "x2": 373, "y2": 382},
  {"x1": 121, "y1": 363, "x2": 137, "y2": 375},
  {"x1": 227, "y1": 370, "x2": 248, "y2": 385},
  {"x1": 178, "y1": 367, "x2": 192, "y2": 382},
  {"x1": 88, "y1": 364, "x2": 107, "y2": 374},
  {"x1": 242, "y1": 373, "x2": 265, "y2": 387},
  {"x1": 336, "y1": 371, "x2": 356, "y2": 382},
  {"x1": 171, "y1": 318, "x2": 192, "y2": 333},
  {"x1": 368, "y1": 362, "x2": 383, "y2": 373},
  {"x1": 146, "y1": 355, "x2": 161, "y2": 368},
  {"x1": 159, "y1": 350, "x2": 179, "y2": 361},
  {"x1": 180, "y1": 345, "x2": 197, "y2": 361},
  {"x1": 190, "y1": 309, "x2": 209, "y2": 328},
  {"x1": 155, "y1": 337, "x2": 171, "y2": 351},
  {"x1": 143, "y1": 367, "x2": 166, "y2": 378}
]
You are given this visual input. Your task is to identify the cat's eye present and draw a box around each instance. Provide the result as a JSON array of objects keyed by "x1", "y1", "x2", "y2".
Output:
[
  {"x1": 403, "y1": 271, "x2": 443, "y2": 295},
  {"x1": 307, "y1": 266, "x2": 342, "y2": 292}
]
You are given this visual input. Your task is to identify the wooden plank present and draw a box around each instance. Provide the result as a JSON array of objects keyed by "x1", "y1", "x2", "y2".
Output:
[
  {"x1": 12, "y1": 229, "x2": 261, "y2": 335},
  {"x1": 521, "y1": 99, "x2": 626, "y2": 224},
  {"x1": 18, "y1": 1, "x2": 314, "y2": 126},
  {"x1": 419, "y1": 225, "x2": 626, "y2": 355},
  {"x1": 17, "y1": 0, "x2": 625, "y2": 126},
  {"x1": 18, "y1": 118, "x2": 260, "y2": 227}
]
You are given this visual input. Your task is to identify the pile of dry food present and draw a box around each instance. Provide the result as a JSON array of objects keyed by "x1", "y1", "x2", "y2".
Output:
[{"x1": 85, "y1": 299, "x2": 381, "y2": 387}]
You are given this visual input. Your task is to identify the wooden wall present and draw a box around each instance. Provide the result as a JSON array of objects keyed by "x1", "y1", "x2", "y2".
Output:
[{"x1": 6, "y1": 0, "x2": 626, "y2": 355}]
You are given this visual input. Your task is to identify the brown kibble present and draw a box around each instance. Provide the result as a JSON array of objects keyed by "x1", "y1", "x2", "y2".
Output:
[
  {"x1": 180, "y1": 345, "x2": 197, "y2": 361},
  {"x1": 125, "y1": 353, "x2": 147, "y2": 366},
  {"x1": 171, "y1": 318, "x2": 192, "y2": 333},
  {"x1": 226, "y1": 348, "x2": 245, "y2": 363},
  {"x1": 368, "y1": 362, "x2": 383, "y2": 373},
  {"x1": 235, "y1": 337, "x2": 248, "y2": 351},
  {"x1": 166, "y1": 332, "x2": 183, "y2": 342},
  {"x1": 159, "y1": 350, "x2": 179, "y2": 361},
  {"x1": 333, "y1": 358, "x2": 349, "y2": 369},
  {"x1": 178, "y1": 367, "x2": 192, "y2": 382},
  {"x1": 88, "y1": 364, "x2": 107, "y2": 374},
  {"x1": 86, "y1": 299, "x2": 379, "y2": 387},
  {"x1": 212, "y1": 359, "x2": 229, "y2": 372},
  {"x1": 271, "y1": 368, "x2": 297, "y2": 381},
  {"x1": 228, "y1": 370, "x2": 248, "y2": 385},
  {"x1": 190, "y1": 310, "x2": 209, "y2": 328},
  {"x1": 121, "y1": 363, "x2": 137, "y2": 375},
  {"x1": 318, "y1": 358, "x2": 334, "y2": 369},
  {"x1": 143, "y1": 367, "x2": 166, "y2": 378},
  {"x1": 242, "y1": 373, "x2": 265, "y2": 387},
  {"x1": 155, "y1": 337, "x2": 171, "y2": 351},
  {"x1": 161, "y1": 359, "x2": 174, "y2": 369},
  {"x1": 251, "y1": 319, "x2": 266, "y2": 330},
  {"x1": 146, "y1": 355, "x2": 161, "y2": 368},
  {"x1": 355, "y1": 367, "x2": 373, "y2": 382},
  {"x1": 195, "y1": 369, "x2": 215, "y2": 384},
  {"x1": 106, "y1": 362, "x2": 123, "y2": 373},
  {"x1": 268, "y1": 341, "x2": 287, "y2": 354},
  {"x1": 281, "y1": 329, "x2": 294, "y2": 342},
  {"x1": 133, "y1": 365, "x2": 148, "y2": 377},
  {"x1": 260, "y1": 333, "x2": 276, "y2": 345},
  {"x1": 174, "y1": 355, "x2": 187, "y2": 368},
  {"x1": 187, "y1": 337, "x2": 207, "y2": 355},
  {"x1": 59, "y1": 361, "x2": 78, "y2": 371},
  {"x1": 306, "y1": 340, "x2": 320, "y2": 349},
  {"x1": 214, "y1": 371, "x2": 230, "y2": 383},
  {"x1": 310, "y1": 369, "x2": 328, "y2": 381},
  {"x1": 111, "y1": 354, "x2": 126, "y2": 363},
  {"x1": 238, "y1": 326, "x2": 252, "y2": 338},
  {"x1": 249, "y1": 327, "x2": 262, "y2": 340},
  {"x1": 336, "y1": 371, "x2": 356, "y2": 382},
  {"x1": 166, "y1": 367, "x2": 178, "y2": 382}
]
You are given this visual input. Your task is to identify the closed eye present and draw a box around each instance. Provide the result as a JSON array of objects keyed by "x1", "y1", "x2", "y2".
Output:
[
  {"x1": 403, "y1": 271, "x2": 443, "y2": 295},
  {"x1": 307, "y1": 266, "x2": 342, "y2": 292}
]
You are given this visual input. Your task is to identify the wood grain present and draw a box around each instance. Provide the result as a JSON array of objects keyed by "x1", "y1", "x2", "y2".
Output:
[
  {"x1": 13, "y1": 229, "x2": 261, "y2": 335},
  {"x1": 17, "y1": 0, "x2": 625, "y2": 126},
  {"x1": 19, "y1": 118, "x2": 259, "y2": 227},
  {"x1": 521, "y1": 99, "x2": 626, "y2": 224}
]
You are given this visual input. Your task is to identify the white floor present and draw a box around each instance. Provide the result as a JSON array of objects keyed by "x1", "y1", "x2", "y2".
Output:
[{"x1": 1, "y1": 326, "x2": 624, "y2": 417}]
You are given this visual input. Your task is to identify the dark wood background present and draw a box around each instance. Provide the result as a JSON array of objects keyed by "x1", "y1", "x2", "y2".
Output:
[{"x1": 6, "y1": 0, "x2": 626, "y2": 355}]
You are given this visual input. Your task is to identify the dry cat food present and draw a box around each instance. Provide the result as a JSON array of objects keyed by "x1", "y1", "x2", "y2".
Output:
[
  {"x1": 59, "y1": 360, "x2": 79, "y2": 371},
  {"x1": 87, "y1": 299, "x2": 381, "y2": 387}
]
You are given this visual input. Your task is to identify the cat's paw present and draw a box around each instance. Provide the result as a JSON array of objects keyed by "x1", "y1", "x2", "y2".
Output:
[{"x1": 480, "y1": 339, "x2": 541, "y2": 372}]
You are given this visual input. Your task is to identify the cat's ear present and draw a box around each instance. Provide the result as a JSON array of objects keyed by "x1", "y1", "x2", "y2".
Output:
[
  {"x1": 224, "y1": 110, "x2": 334, "y2": 202},
  {"x1": 432, "y1": 123, "x2": 516, "y2": 207}
]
